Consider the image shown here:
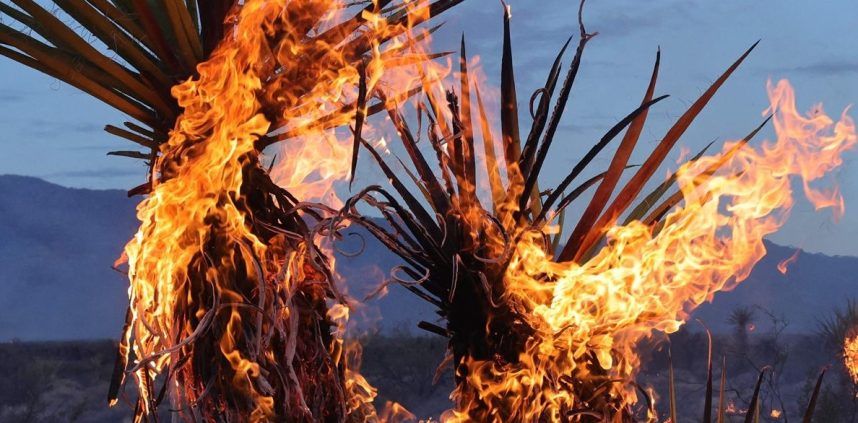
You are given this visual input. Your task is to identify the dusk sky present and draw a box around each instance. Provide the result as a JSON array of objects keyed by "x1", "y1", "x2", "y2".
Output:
[{"x1": 2, "y1": 0, "x2": 858, "y2": 255}]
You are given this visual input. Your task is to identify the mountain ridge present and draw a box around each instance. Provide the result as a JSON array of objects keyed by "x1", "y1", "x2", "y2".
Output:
[{"x1": 0, "y1": 174, "x2": 854, "y2": 340}]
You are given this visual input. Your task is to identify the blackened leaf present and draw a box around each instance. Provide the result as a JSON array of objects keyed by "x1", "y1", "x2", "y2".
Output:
[
  {"x1": 350, "y1": 62, "x2": 368, "y2": 187},
  {"x1": 802, "y1": 370, "x2": 826, "y2": 423},
  {"x1": 744, "y1": 368, "x2": 768, "y2": 423}
]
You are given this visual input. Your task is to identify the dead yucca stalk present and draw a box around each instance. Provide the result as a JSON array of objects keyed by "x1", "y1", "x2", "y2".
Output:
[
  {"x1": 662, "y1": 331, "x2": 827, "y2": 422},
  {"x1": 0, "y1": 0, "x2": 464, "y2": 420},
  {"x1": 336, "y1": 1, "x2": 781, "y2": 420}
]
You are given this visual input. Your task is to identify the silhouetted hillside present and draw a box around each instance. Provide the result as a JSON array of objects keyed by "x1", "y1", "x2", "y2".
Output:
[
  {"x1": 0, "y1": 175, "x2": 137, "y2": 340},
  {"x1": 0, "y1": 175, "x2": 855, "y2": 340}
]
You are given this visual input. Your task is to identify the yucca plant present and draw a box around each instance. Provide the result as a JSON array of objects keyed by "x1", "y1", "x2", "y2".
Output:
[
  {"x1": 0, "y1": 0, "x2": 465, "y2": 420},
  {"x1": 336, "y1": 1, "x2": 772, "y2": 420},
  {"x1": 0, "y1": 0, "x2": 232, "y2": 194},
  {"x1": 819, "y1": 299, "x2": 858, "y2": 352},
  {"x1": 818, "y1": 299, "x2": 858, "y2": 401},
  {"x1": 729, "y1": 306, "x2": 757, "y2": 356}
]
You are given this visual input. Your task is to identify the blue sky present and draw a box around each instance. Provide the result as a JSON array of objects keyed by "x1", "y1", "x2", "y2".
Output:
[{"x1": 2, "y1": 0, "x2": 858, "y2": 255}]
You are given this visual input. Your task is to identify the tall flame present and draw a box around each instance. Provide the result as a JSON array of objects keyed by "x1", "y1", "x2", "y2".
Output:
[
  {"x1": 116, "y1": 0, "x2": 448, "y2": 420},
  {"x1": 446, "y1": 80, "x2": 856, "y2": 421},
  {"x1": 122, "y1": 1, "x2": 283, "y2": 418}
]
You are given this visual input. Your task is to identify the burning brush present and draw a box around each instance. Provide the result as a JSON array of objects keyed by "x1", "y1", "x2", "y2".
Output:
[
  {"x1": 338, "y1": 2, "x2": 856, "y2": 421},
  {"x1": 846, "y1": 335, "x2": 858, "y2": 386}
]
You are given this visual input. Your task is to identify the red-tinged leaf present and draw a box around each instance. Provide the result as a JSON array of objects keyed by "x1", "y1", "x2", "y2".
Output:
[
  {"x1": 564, "y1": 41, "x2": 759, "y2": 262},
  {"x1": 563, "y1": 49, "x2": 660, "y2": 257},
  {"x1": 538, "y1": 94, "x2": 669, "y2": 225}
]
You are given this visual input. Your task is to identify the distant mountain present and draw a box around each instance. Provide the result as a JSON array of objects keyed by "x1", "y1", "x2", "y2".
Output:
[
  {"x1": 0, "y1": 175, "x2": 854, "y2": 340},
  {"x1": 693, "y1": 242, "x2": 858, "y2": 334},
  {"x1": 0, "y1": 175, "x2": 138, "y2": 340}
]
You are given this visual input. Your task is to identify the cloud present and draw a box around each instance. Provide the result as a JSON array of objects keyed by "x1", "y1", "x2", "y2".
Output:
[
  {"x1": 0, "y1": 116, "x2": 103, "y2": 139},
  {"x1": 44, "y1": 166, "x2": 144, "y2": 179},
  {"x1": 558, "y1": 121, "x2": 613, "y2": 134},
  {"x1": 33, "y1": 120, "x2": 103, "y2": 137},
  {"x1": 507, "y1": 0, "x2": 702, "y2": 40},
  {"x1": 777, "y1": 60, "x2": 858, "y2": 77},
  {"x1": 0, "y1": 89, "x2": 26, "y2": 102},
  {"x1": 64, "y1": 144, "x2": 119, "y2": 152}
]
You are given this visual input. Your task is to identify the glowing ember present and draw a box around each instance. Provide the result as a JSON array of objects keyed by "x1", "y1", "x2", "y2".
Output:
[
  {"x1": 725, "y1": 400, "x2": 741, "y2": 415},
  {"x1": 846, "y1": 334, "x2": 858, "y2": 385},
  {"x1": 777, "y1": 248, "x2": 801, "y2": 274},
  {"x1": 443, "y1": 80, "x2": 856, "y2": 421}
]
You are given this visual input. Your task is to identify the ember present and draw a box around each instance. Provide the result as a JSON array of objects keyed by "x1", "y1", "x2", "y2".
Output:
[{"x1": 777, "y1": 248, "x2": 801, "y2": 274}]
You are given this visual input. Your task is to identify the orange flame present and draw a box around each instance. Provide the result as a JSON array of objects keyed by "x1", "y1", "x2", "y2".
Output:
[
  {"x1": 846, "y1": 334, "x2": 858, "y2": 385},
  {"x1": 445, "y1": 80, "x2": 856, "y2": 421},
  {"x1": 117, "y1": 0, "x2": 449, "y2": 420},
  {"x1": 122, "y1": 2, "x2": 283, "y2": 418}
]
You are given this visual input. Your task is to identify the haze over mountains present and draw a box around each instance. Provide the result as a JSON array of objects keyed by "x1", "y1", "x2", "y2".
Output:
[{"x1": 0, "y1": 174, "x2": 855, "y2": 340}]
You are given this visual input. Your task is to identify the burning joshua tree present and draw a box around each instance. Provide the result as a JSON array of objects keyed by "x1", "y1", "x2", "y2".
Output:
[
  {"x1": 337, "y1": 3, "x2": 857, "y2": 421},
  {"x1": 0, "y1": 0, "x2": 463, "y2": 420}
]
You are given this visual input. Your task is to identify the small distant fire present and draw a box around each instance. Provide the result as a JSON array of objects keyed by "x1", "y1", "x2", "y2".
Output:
[
  {"x1": 846, "y1": 334, "x2": 858, "y2": 385},
  {"x1": 725, "y1": 400, "x2": 741, "y2": 415}
]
